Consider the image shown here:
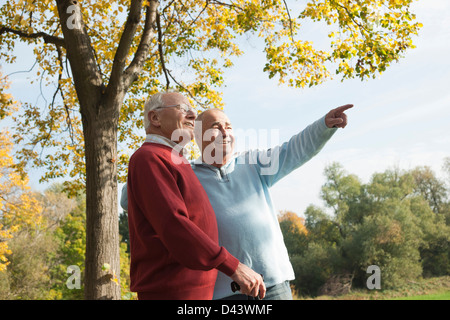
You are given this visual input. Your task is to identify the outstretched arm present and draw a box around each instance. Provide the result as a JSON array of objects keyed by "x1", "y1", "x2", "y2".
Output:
[{"x1": 256, "y1": 103, "x2": 354, "y2": 186}]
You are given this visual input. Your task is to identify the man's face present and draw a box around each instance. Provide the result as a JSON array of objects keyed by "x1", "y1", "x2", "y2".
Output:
[
  {"x1": 154, "y1": 92, "x2": 197, "y2": 144},
  {"x1": 199, "y1": 109, "x2": 235, "y2": 165}
]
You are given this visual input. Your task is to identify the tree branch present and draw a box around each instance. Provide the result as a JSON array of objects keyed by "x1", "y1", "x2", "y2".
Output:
[
  {"x1": 156, "y1": 12, "x2": 170, "y2": 90},
  {"x1": 209, "y1": 0, "x2": 243, "y2": 12},
  {"x1": 108, "y1": 0, "x2": 145, "y2": 94},
  {"x1": 0, "y1": 26, "x2": 66, "y2": 48},
  {"x1": 55, "y1": 44, "x2": 75, "y2": 145},
  {"x1": 282, "y1": 0, "x2": 295, "y2": 42},
  {"x1": 123, "y1": 0, "x2": 159, "y2": 90},
  {"x1": 166, "y1": 69, "x2": 206, "y2": 108},
  {"x1": 55, "y1": 0, "x2": 103, "y2": 114},
  {"x1": 333, "y1": 1, "x2": 371, "y2": 35}
]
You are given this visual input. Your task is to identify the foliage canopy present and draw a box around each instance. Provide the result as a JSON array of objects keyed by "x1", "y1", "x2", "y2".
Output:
[{"x1": 0, "y1": 0, "x2": 423, "y2": 188}]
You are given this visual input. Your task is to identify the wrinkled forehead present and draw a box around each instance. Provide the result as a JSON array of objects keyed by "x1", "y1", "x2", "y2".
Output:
[
  {"x1": 161, "y1": 92, "x2": 189, "y2": 106},
  {"x1": 202, "y1": 109, "x2": 231, "y2": 127}
]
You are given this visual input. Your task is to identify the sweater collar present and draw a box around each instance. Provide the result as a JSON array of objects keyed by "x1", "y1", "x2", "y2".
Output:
[
  {"x1": 145, "y1": 134, "x2": 188, "y2": 158},
  {"x1": 145, "y1": 134, "x2": 178, "y2": 148}
]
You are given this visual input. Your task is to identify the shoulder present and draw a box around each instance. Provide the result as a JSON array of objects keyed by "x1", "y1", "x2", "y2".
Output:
[
  {"x1": 130, "y1": 143, "x2": 177, "y2": 165},
  {"x1": 133, "y1": 143, "x2": 174, "y2": 157}
]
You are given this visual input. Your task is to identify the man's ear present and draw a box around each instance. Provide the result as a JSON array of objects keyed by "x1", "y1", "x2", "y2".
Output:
[{"x1": 148, "y1": 110, "x2": 161, "y2": 128}]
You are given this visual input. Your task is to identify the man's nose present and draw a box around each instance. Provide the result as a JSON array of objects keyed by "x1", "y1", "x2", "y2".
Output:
[
  {"x1": 186, "y1": 109, "x2": 197, "y2": 120},
  {"x1": 219, "y1": 127, "x2": 228, "y2": 137}
]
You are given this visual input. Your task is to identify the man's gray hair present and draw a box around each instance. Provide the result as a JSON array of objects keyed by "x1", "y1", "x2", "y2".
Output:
[{"x1": 143, "y1": 90, "x2": 178, "y2": 131}]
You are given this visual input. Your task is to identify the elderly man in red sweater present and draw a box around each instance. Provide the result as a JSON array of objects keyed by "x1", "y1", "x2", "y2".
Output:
[{"x1": 126, "y1": 91, "x2": 265, "y2": 300}]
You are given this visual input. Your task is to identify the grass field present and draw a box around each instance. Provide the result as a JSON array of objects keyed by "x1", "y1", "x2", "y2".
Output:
[
  {"x1": 392, "y1": 291, "x2": 450, "y2": 300},
  {"x1": 296, "y1": 276, "x2": 450, "y2": 300}
]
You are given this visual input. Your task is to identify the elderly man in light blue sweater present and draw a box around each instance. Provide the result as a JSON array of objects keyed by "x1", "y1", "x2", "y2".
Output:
[{"x1": 121, "y1": 104, "x2": 353, "y2": 300}]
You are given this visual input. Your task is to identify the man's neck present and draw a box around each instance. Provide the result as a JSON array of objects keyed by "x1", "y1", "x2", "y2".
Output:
[{"x1": 202, "y1": 155, "x2": 233, "y2": 168}]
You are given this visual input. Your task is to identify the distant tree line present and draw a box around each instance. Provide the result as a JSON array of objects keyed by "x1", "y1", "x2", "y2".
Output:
[
  {"x1": 0, "y1": 181, "x2": 133, "y2": 300},
  {"x1": 279, "y1": 160, "x2": 450, "y2": 297}
]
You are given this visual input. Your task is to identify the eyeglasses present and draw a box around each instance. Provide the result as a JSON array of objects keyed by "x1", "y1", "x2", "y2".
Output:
[{"x1": 155, "y1": 103, "x2": 196, "y2": 115}]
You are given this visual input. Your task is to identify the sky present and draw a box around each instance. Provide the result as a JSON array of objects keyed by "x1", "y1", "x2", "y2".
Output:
[
  {"x1": 1, "y1": 0, "x2": 450, "y2": 217},
  {"x1": 218, "y1": 0, "x2": 450, "y2": 216}
]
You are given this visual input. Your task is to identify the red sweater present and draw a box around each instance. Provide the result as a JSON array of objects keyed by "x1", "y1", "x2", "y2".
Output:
[{"x1": 127, "y1": 143, "x2": 239, "y2": 299}]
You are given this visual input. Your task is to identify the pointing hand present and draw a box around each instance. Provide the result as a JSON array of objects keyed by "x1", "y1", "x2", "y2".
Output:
[{"x1": 325, "y1": 104, "x2": 354, "y2": 129}]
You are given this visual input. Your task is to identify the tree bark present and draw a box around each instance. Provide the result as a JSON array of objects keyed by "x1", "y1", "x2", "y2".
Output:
[
  {"x1": 82, "y1": 98, "x2": 121, "y2": 300},
  {"x1": 55, "y1": 0, "x2": 158, "y2": 299},
  {"x1": 56, "y1": 0, "x2": 121, "y2": 299}
]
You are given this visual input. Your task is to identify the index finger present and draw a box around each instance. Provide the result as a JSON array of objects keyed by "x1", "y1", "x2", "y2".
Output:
[
  {"x1": 259, "y1": 282, "x2": 266, "y2": 299},
  {"x1": 334, "y1": 104, "x2": 354, "y2": 115}
]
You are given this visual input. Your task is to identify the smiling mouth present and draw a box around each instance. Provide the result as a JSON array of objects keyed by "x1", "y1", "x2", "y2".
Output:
[
  {"x1": 184, "y1": 122, "x2": 194, "y2": 128},
  {"x1": 215, "y1": 140, "x2": 232, "y2": 144}
]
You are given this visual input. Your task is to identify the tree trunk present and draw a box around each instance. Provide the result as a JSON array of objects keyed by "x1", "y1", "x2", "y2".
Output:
[
  {"x1": 83, "y1": 99, "x2": 121, "y2": 300},
  {"x1": 55, "y1": 0, "x2": 158, "y2": 299}
]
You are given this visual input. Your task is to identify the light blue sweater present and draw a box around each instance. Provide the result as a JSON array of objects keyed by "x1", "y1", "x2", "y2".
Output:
[{"x1": 120, "y1": 116, "x2": 337, "y2": 299}]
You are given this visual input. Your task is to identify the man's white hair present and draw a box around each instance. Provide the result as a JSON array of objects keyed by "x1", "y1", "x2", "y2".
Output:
[{"x1": 143, "y1": 89, "x2": 179, "y2": 131}]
